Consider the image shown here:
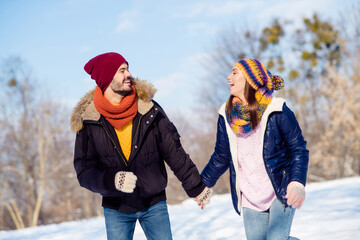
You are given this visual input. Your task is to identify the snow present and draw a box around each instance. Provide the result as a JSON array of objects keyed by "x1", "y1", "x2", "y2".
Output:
[{"x1": 1, "y1": 177, "x2": 359, "y2": 240}]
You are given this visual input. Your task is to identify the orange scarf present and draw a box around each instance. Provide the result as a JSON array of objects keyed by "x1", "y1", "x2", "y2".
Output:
[{"x1": 93, "y1": 86, "x2": 137, "y2": 129}]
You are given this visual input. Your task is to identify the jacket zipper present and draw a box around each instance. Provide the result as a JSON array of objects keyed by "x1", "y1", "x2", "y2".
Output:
[
  {"x1": 133, "y1": 115, "x2": 144, "y2": 146},
  {"x1": 101, "y1": 125, "x2": 128, "y2": 167},
  {"x1": 281, "y1": 169, "x2": 290, "y2": 208},
  {"x1": 100, "y1": 109, "x2": 152, "y2": 168},
  {"x1": 260, "y1": 115, "x2": 288, "y2": 208},
  {"x1": 263, "y1": 158, "x2": 287, "y2": 204}
]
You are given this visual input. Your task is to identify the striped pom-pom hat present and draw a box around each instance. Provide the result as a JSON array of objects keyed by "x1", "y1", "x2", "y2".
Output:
[{"x1": 234, "y1": 59, "x2": 284, "y2": 98}]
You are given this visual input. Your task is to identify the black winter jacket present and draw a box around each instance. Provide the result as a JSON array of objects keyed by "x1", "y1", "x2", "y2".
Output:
[{"x1": 71, "y1": 79, "x2": 205, "y2": 213}]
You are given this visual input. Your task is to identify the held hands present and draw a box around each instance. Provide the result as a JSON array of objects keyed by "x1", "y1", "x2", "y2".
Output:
[
  {"x1": 194, "y1": 187, "x2": 213, "y2": 210},
  {"x1": 114, "y1": 171, "x2": 137, "y2": 193},
  {"x1": 285, "y1": 181, "x2": 305, "y2": 209}
]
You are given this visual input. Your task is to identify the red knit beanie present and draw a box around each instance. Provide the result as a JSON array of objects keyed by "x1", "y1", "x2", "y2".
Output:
[{"x1": 84, "y1": 52, "x2": 128, "y2": 92}]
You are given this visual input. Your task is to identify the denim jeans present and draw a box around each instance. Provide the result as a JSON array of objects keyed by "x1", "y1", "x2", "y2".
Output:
[
  {"x1": 103, "y1": 201, "x2": 172, "y2": 240},
  {"x1": 242, "y1": 198, "x2": 298, "y2": 240}
]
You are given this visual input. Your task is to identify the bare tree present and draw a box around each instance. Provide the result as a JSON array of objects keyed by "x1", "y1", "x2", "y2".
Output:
[
  {"x1": 0, "y1": 57, "x2": 85, "y2": 229},
  {"x1": 168, "y1": 111, "x2": 231, "y2": 199},
  {"x1": 309, "y1": 54, "x2": 360, "y2": 179}
]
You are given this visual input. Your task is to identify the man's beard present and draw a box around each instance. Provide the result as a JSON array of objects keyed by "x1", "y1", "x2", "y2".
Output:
[{"x1": 110, "y1": 80, "x2": 133, "y2": 96}]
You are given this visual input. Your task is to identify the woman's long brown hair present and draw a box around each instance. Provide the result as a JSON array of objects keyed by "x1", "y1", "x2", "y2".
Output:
[{"x1": 226, "y1": 81, "x2": 259, "y2": 129}]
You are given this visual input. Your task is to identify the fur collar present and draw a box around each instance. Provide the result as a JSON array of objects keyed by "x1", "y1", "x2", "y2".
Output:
[{"x1": 71, "y1": 78, "x2": 157, "y2": 132}]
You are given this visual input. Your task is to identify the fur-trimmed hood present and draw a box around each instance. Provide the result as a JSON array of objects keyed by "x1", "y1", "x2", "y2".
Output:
[{"x1": 71, "y1": 78, "x2": 157, "y2": 133}]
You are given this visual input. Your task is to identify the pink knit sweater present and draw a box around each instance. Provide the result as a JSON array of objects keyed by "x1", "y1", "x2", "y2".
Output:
[{"x1": 236, "y1": 126, "x2": 276, "y2": 212}]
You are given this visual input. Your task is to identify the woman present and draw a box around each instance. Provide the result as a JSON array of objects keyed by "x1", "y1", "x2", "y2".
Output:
[{"x1": 199, "y1": 59, "x2": 309, "y2": 240}]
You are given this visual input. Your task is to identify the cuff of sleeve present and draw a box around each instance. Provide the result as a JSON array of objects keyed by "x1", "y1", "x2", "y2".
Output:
[
  {"x1": 186, "y1": 182, "x2": 207, "y2": 198},
  {"x1": 289, "y1": 177, "x2": 306, "y2": 187}
]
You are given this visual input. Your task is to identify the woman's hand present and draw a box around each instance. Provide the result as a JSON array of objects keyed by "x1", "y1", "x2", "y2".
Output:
[
  {"x1": 285, "y1": 181, "x2": 305, "y2": 209},
  {"x1": 194, "y1": 187, "x2": 213, "y2": 210}
]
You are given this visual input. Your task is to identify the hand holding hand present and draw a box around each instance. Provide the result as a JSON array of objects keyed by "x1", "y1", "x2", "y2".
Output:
[
  {"x1": 285, "y1": 181, "x2": 305, "y2": 209},
  {"x1": 114, "y1": 171, "x2": 137, "y2": 193},
  {"x1": 194, "y1": 187, "x2": 213, "y2": 210}
]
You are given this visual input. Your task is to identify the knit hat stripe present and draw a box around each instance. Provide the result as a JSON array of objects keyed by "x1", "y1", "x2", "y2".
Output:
[
  {"x1": 254, "y1": 60, "x2": 268, "y2": 81},
  {"x1": 255, "y1": 60, "x2": 273, "y2": 91},
  {"x1": 252, "y1": 60, "x2": 267, "y2": 88},
  {"x1": 256, "y1": 60, "x2": 272, "y2": 89},
  {"x1": 236, "y1": 61, "x2": 262, "y2": 90},
  {"x1": 267, "y1": 70, "x2": 274, "y2": 91},
  {"x1": 243, "y1": 61, "x2": 262, "y2": 88}
]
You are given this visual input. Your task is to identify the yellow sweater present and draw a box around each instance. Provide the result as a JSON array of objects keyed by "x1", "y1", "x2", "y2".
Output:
[{"x1": 114, "y1": 120, "x2": 133, "y2": 161}]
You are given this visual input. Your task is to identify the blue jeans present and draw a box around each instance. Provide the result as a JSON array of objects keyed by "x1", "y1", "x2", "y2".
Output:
[
  {"x1": 103, "y1": 201, "x2": 172, "y2": 240},
  {"x1": 242, "y1": 198, "x2": 298, "y2": 240}
]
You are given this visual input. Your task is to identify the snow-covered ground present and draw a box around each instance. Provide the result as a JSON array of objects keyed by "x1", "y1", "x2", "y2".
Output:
[{"x1": 1, "y1": 177, "x2": 359, "y2": 240}]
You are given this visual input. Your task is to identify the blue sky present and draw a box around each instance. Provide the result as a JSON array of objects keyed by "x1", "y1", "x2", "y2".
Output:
[{"x1": 0, "y1": 0, "x2": 356, "y2": 115}]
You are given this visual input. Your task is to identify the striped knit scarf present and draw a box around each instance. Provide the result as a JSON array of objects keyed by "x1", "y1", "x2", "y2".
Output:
[
  {"x1": 226, "y1": 91, "x2": 272, "y2": 135},
  {"x1": 93, "y1": 86, "x2": 137, "y2": 129}
]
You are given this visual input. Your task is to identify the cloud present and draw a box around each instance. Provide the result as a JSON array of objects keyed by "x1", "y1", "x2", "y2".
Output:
[
  {"x1": 116, "y1": 10, "x2": 138, "y2": 33},
  {"x1": 116, "y1": 19, "x2": 136, "y2": 32},
  {"x1": 79, "y1": 45, "x2": 92, "y2": 52},
  {"x1": 183, "y1": 52, "x2": 211, "y2": 71},
  {"x1": 256, "y1": 0, "x2": 338, "y2": 26},
  {"x1": 152, "y1": 72, "x2": 186, "y2": 100},
  {"x1": 174, "y1": 0, "x2": 247, "y2": 18},
  {"x1": 205, "y1": 1, "x2": 247, "y2": 16},
  {"x1": 149, "y1": 52, "x2": 211, "y2": 111},
  {"x1": 188, "y1": 22, "x2": 218, "y2": 36}
]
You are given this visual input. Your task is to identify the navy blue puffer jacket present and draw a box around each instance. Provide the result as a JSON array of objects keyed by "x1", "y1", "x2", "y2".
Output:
[{"x1": 201, "y1": 98, "x2": 309, "y2": 215}]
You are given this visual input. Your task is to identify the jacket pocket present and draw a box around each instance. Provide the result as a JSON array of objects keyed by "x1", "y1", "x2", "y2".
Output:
[
  {"x1": 280, "y1": 168, "x2": 290, "y2": 198},
  {"x1": 143, "y1": 152, "x2": 158, "y2": 166},
  {"x1": 282, "y1": 168, "x2": 289, "y2": 177},
  {"x1": 274, "y1": 136, "x2": 282, "y2": 145},
  {"x1": 137, "y1": 169, "x2": 167, "y2": 198},
  {"x1": 101, "y1": 156, "x2": 117, "y2": 168}
]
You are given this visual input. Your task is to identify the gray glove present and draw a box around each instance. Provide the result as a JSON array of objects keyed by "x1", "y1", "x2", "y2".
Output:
[{"x1": 114, "y1": 171, "x2": 137, "y2": 193}]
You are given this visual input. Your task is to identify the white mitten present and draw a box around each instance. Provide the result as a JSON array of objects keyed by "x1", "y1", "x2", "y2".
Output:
[
  {"x1": 195, "y1": 187, "x2": 213, "y2": 210},
  {"x1": 285, "y1": 181, "x2": 305, "y2": 209},
  {"x1": 114, "y1": 171, "x2": 137, "y2": 193}
]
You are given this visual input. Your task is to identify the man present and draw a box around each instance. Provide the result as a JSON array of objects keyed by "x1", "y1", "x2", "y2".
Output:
[{"x1": 71, "y1": 52, "x2": 211, "y2": 240}]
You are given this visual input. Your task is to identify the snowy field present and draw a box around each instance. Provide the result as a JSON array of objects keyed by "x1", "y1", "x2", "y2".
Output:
[{"x1": 1, "y1": 177, "x2": 359, "y2": 240}]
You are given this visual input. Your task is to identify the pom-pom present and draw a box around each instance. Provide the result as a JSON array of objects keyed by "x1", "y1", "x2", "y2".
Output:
[{"x1": 271, "y1": 75, "x2": 284, "y2": 90}]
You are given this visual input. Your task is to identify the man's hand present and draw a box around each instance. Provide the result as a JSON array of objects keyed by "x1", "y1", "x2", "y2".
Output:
[
  {"x1": 194, "y1": 187, "x2": 213, "y2": 210},
  {"x1": 114, "y1": 171, "x2": 137, "y2": 193},
  {"x1": 285, "y1": 181, "x2": 305, "y2": 209}
]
